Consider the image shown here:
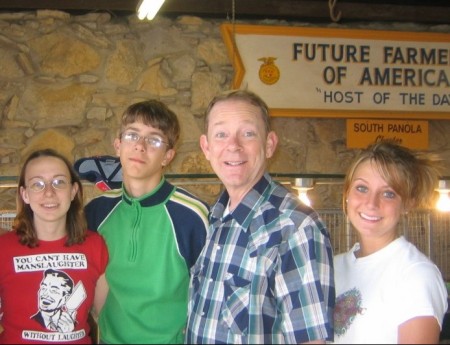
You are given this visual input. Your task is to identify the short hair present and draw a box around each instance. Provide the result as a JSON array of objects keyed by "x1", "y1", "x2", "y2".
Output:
[
  {"x1": 14, "y1": 148, "x2": 87, "y2": 247},
  {"x1": 343, "y1": 140, "x2": 443, "y2": 212},
  {"x1": 120, "y1": 100, "x2": 180, "y2": 149},
  {"x1": 203, "y1": 89, "x2": 272, "y2": 135}
]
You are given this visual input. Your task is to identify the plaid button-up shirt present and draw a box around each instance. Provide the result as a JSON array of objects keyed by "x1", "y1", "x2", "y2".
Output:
[{"x1": 186, "y1": 173, "x2": 335, "y2": 344}]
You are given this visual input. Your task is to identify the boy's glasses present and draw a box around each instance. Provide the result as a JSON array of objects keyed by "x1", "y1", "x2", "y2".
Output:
[
  {"x1": 26, "y1": 179, "x2": 71, "y2": 193},
  {"x1": 121, "y1": 132, "x2": 169, "y2": 149}
]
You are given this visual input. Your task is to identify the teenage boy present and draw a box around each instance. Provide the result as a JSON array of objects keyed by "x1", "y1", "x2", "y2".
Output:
[{"x1": 85, "y1": 100, "x2": 209, "y2": 344}]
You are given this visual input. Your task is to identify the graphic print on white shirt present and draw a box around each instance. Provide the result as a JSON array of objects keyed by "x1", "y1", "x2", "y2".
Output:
[{"x1": 334, "y1": 287, "x2": 364, "y2": 336}]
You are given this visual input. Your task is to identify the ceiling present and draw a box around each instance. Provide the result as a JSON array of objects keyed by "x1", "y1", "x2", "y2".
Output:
[{"x1": 1, "y1": 0, "x2": 450, "y2": 24}]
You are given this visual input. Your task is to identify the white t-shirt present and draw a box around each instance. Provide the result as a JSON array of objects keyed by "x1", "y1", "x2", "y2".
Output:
[{"x1": 333, "y1": 236, "x2": 448, "y2": 344}]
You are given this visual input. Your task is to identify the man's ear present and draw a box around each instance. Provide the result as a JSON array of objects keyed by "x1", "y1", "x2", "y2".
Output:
[
  {"x1": 265, "y1": 131, "x2": 278, "y2": 159},
  {"x1": 199, "y1": 134, "x2": 211, "y2": 161}
]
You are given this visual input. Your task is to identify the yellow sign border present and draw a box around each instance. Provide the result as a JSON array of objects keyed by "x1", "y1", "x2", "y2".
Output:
[{"x1": 221, "y1": 24, "x2": 450, "y2": 120}]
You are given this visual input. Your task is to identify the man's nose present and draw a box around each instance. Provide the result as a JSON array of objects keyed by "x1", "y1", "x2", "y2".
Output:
[{"x1": 227, "y1": 135, "x2": 243, "y2": 151}]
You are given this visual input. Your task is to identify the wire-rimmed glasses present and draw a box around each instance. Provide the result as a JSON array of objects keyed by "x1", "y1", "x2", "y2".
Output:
[
  {"x1": 121, "y1": 131, "x2": 169, "y2": 149},
  {"x1": 26, "y1": 178, "x2": 71, "y2": 193}
]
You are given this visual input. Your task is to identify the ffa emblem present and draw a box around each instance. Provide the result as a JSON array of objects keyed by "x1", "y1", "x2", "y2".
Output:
[{"x1": 258, "y1": 57, "x2": 280, "y2": 85}]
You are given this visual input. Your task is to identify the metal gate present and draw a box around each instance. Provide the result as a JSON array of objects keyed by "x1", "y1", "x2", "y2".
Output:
[{"x1": 318, "y1": 209, "x2": 450, "y2": 281}]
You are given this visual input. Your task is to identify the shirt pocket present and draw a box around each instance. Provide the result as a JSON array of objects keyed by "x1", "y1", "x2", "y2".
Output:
[{"x1": 220, "y1": 274, "x2": 251, "y2": 336}]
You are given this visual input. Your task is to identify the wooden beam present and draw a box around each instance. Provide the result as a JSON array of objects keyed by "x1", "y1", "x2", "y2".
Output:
[
  {"x1": 0, "y1": 0, "x2": 449, "y2": 24},
  {"x1": 0, "y1": 0, "x2": 138, "y2": 11},
  {"x1": 336, "y1": 3, "x2": 450, "y2": 24}
]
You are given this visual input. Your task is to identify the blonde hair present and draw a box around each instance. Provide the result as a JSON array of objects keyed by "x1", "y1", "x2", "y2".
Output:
[{"x1": 343, "y1": 140, "x2": 443, "y2": 212}]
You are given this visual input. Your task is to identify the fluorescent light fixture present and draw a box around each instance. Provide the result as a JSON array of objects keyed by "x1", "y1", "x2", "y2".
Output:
[
  {"x1": 137, "y1": 0, "x2": 165, "y2": 20},
  {"x1": 292, "y1": 178, "x2": 314, "y2": 207},
  {"x1": 435, "y1": 180, "x2": 450, "y2": 212}
]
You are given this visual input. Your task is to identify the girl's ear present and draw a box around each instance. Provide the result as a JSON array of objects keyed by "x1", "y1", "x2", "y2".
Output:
[
  {"x1": 20, "y1": 186, "x2": 31, "y2": 205},
  {"x1": 71, "y1": 182, "x2": 80, "y2": 201},
  {"x1": 403, "y1": 198, "x2": 416, "y2": 214}
]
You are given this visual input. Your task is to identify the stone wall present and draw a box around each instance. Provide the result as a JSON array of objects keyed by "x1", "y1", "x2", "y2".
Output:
[{"x1": 0, "y1": 10, "x2": 449, "y2": 210}]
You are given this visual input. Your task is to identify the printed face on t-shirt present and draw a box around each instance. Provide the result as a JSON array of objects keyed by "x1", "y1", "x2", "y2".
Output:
[{"x1": 38, "y1": 274, "x2": 72, "y2": 313}]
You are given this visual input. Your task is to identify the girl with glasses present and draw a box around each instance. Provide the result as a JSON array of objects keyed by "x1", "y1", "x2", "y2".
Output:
[{"x1": 0, "y1": 148, "x2": 109, "y2": 344}]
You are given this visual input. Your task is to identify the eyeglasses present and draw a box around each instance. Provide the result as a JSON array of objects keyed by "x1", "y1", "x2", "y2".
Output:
[
  {"x1": 26, "y1": 178, "x2": 71, "y2": 193},
  {"x1": 121, "y1": 132, "x2": 169, "y2": 149}
]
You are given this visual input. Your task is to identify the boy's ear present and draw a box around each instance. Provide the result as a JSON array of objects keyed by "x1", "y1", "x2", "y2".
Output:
[
  {"x1": 113, "y1": 138, "x2": 121, "y2": 154},
  {"x1": 162, "y1": 148, "x2": 176, "y2": 167}
]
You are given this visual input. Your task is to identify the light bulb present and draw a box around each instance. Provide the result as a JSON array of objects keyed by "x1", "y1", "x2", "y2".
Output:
[
  {"x1": 298, "y1": 190, "x2": 311, "y2": 207},
  {"x1": 137, "y1": 0, "x2": 165, "y2": 21},
  {"x1": 436, "y1": 191, "x2": 450, "y2": 212},
  {"x1": 435, "y1": 180, "x2": 450, "y2": 212},
  {"x1": 292, "y1": 178, "x2": 314, "y2": 207}
]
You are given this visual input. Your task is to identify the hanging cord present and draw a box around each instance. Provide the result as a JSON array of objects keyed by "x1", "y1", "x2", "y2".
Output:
[
  {"x1": 226, "y1": 0, "x2": 238, "y2": 88},
  {"x1": 231, "y1": 0, "x2": 237, "y2": 75},
  {"x1": 329, "y1": 0, "x2": 342, "y2": 22},
  {"x1": 231, "y1": 0, "x2": 235, "y2": 24}
]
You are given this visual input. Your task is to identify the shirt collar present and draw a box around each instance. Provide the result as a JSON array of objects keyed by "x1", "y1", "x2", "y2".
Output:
[
  {"x1": 210, "y1": 172, "x2": 272, "y2": 231},
  {"x1": 122, "y1": 177, "x2": 174, "y2": 207}
]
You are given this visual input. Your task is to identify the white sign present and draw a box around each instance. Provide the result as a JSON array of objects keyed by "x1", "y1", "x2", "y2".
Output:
[{"x1": 221, "y1": 24, "x2": 450, "y2": 119}]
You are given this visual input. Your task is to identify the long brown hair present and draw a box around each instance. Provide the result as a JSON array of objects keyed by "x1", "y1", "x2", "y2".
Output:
[{"x1": 13, "y1": 149, "x2": 87, "y2": 248}]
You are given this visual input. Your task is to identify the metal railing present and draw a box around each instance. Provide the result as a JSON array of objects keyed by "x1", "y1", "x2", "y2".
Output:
[
  {"x1": 1, "y1": 208, "x2": 449, "y2": 281},
  {"x1": 318, "y1": 209, "x2": 450, "y2": 281}
]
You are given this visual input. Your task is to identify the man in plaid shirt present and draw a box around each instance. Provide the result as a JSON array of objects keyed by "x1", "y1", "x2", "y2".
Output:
[{"x1": 186, "y1": 89, "x2": 335, "y2": 344}]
